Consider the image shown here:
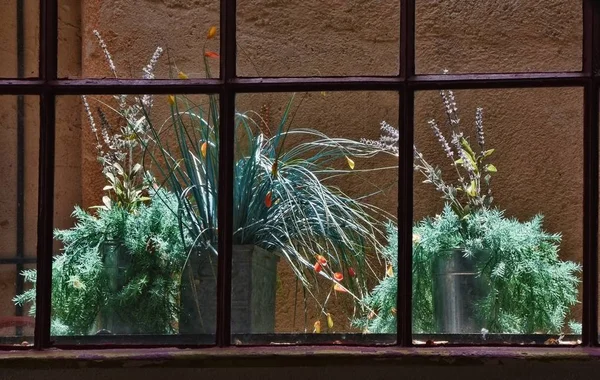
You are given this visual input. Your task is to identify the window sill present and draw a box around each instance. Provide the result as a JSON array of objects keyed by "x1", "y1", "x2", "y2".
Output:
[{"x1": 1, "y1": 346, "x2": 600, "y2": 369}]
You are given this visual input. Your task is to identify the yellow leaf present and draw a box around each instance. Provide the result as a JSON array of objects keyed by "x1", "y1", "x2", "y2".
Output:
[
  {"x1": 207, "y1": 26, "x2": 217, "y2": 39},
  {"x1": 386, "y1": 263, "x2": 394, "y2": 277},
  {"x1": 271, "y1": 161, "x2": 278, "y2": 178},
  {"x1": 178, "y1": 71, "x2": 189, "y2": 80},
  {"x1": 346, "y1": 156, "x2": 355, "y2": 170},
  {"x1": 321, "y1": 91, "x2": 327, "y2": 97},
  {"x1": 168, "y1": 95, "x2": 175, "y2": 106},
  {"x1": 466, "y1": 180, "x2": 477, "y2": 197},
  {"x1": 327, "y1": 313, "x2": 334, "y2": 329},
  {"x1": 313, "y1": 320, "x2": 321, "y2": 334}
]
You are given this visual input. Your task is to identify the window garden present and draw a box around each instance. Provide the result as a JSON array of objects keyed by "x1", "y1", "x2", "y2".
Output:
[{"x1": 0, "y1": 0, "x2": 598, "y2": 350}]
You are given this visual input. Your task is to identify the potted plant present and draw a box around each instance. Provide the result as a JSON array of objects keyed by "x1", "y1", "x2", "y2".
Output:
[
  {"x1": 357, "y1": 89, "x2": 581, "y2": 336},
  {"x1": 24, "y1": 27, "x2": 396, "y2": 335},
  {"x1": 13, "y1": 39, "x2": 194, "y2": 335},
  {"x1": 144, "y1": 91, "x2": 397, "y2": 334}
]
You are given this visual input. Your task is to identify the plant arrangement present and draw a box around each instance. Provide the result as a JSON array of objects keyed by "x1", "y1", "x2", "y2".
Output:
[
  {"x1": 140, "y1": 48, "x2": 397, "y2": 330},
  {"x1": 357, "y1": 88, "x2": 581, "y2": 335},
  {"x1": 13, "y1": 36, "x2": 192, "y2": 335},
  {"x1": 15, "y1": 27, "x2": 398, "y2": 334},
  {"x1": 13, "y1": 189, "x2": 189, "y2": 335}
]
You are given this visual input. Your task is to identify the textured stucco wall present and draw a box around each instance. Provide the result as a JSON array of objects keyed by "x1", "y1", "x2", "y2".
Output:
[
  {"x1": 0, "y1": 0, "x2": 81, "y2": 337},
  {"x1": 0, "y1": 0, "x2": 41, "y2": 337}
]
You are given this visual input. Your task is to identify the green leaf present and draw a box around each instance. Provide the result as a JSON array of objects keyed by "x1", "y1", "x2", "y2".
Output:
[
  {"x1": 462, "y1": 149, "x2": 478, "y2": 171},
  {"x1": 460, "y1": 138, "x2": 476, "y2": 160},
  {"x1": 483, "y1": 149, "x2": 495, "y2": 157},
  {"x1": 485, "y1": 164, "x2": 497, "y2": 173},
  {"x1": 466, "y1": 180, "x2": 477, "y2": 197},
  {"x1": 454, "y1": 158, "x2": 464, "y2": 165}
]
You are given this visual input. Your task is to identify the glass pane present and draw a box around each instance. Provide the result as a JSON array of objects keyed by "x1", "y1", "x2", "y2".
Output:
[
  {"x1": 59, "y1": 1, "x2": 219, "y2": 79},
  {"x1": 0, "y1": 95, "x2": 39, "y2": 346},
  {"x1": 412, "y1": 88, "x2": 583, "y2": 345},
  {"x1": 237, "y1": 2, "x2": 400, "y2": 77},
  {"x1": 58, "y1": 0, "x2": 82, "y2": 78},
  {"x1": 52, "y1": 94, "x2": 218, "y2": 345},
  {"x1": 0, "y1": 0, "x2": 39, "y2": 78},
  {"x1": 416, "y1": 0, "x2": 582, "y2": 74},
  {"x1": 232, "y1": 92, "x2": 399, "y2": 345}
]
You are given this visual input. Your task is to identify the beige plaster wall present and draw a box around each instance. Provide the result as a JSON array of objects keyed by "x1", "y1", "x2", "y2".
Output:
[{"x1": 0, "y1": 0, "x2": 81, "y2": 336}]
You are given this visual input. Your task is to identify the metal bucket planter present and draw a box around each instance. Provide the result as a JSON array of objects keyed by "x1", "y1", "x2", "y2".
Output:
[
  {"x1": 179, "y1": 245, "x2": 280, "y2": 334},
  {"x1": 432, "y1": 249, "x2": 490, "y2": 334},
  {"x1": 95, "y1": 239, "x2": 132, "y2": 335}
]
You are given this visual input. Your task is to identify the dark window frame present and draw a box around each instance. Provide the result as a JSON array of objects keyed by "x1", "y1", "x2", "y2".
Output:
[{"x1": 0, "y1": 0, "x2": 597, "y2": 351}]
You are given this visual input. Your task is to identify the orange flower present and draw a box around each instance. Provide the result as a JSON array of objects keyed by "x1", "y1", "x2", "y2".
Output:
[
  {"x1": 333, "y1": 283, "x2": 347, "y2": 293},
  {"x1": 167, "y1": 95, "x2": 175, "y2": 105},
  {"x1": 334, "y1": 272, "x2": 343, "y2": 281},
  {"x1": 314, "y1": 262, "x2": 322, "y2": 273},
  {"x1": 265, "y1": 191, "x2": 273, "y2": 208},
  {"x1": 207, "y1": 26, "x2": 217, "y2": 39},
  {"x1": 205, "y1": 51, "x2": 219, "y2": 58},
  {"x1": 201, "y1": 141, "x2": 207, "y2": 158},
  {"x1": 313, "y1": 320, "x2": 321, "y2": 334},
  {"x1": 316, "y1": 255, "x2": 327, "y2": 266},
  {"x1": 348, "y1": 267, "x2": 356, "y2": 278}
]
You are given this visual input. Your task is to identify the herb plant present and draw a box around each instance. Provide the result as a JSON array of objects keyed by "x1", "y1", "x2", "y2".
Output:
[{"x1": 358, "y1": 87, "x2": 582, "y2": 334}]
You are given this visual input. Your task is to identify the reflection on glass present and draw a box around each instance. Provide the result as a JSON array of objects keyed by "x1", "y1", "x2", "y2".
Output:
[
  {"x1": 231, "y1": 92, "x2": 399, "y2": 344},
  {"x1": 237, "y1": 1, "x2": 400, "y2": 76},
  {"x1": 411, "y1": 88, "x2": 583, "y2": 345},
  {"x1": 0, "y1": 96, "x2": 39, "y2": 346},
  {"x1": 0, "y1": 1, "x2": 39, "y2": 78},
  {"x1": 63, "y1": 1, "x2": 219, "y2": 78},
  {"x1": 39, "y1": 92, "x2": 218, "y2": 344},
  {"x1": 415, "y1": 0, "x2": 582, "y2": 74}
]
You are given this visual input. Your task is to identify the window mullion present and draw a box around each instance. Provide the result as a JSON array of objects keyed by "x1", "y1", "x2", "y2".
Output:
[
  {"x1": 398, "y1": 0, "x2": 415, "y2": 347},
  {"x1": 582, "y1": 0, "x2": 600, "y2": 348},
  {"x1": 34, "y1": 0, "x2": 58, "y2": 350},
  {"x1": 216, "y1": 0, "x2": 236, "y2": 347}
]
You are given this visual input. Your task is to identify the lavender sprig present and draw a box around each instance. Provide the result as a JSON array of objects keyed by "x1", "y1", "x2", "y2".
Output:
[
  {"x1": 428, "y1": 119, "x2": 453, "y2": 159},
  {"x1": 475, "y1": 107, "x2": 484, "y2": 150}
]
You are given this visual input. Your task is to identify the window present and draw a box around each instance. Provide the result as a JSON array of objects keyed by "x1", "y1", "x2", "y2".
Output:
[{"x1": 0, "y1": 0, "x2": 598, "y2": 351}]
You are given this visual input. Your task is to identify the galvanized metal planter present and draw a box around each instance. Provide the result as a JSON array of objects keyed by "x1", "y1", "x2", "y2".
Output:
[
  {"x1": 432, "y1": 249, "x2": 490, "y2": 334},
  {"x1": 94, "y1": 239, "x2": 132, "y2": 335},
  {"x1": 179, "y1": 245, "x2": 280, "y2": 334}
]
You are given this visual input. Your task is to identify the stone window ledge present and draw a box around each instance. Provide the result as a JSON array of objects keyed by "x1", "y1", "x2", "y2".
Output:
[{"x1": 1, "y1": 346, "x2": 600, "y2": 369}]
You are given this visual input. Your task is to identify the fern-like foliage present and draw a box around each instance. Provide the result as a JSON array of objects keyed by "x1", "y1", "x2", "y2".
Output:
[
  {"x1": 352, "y1": 223, "x2": 398, "y2": 333},
  {"x1": 14, "y1": 189, "x2": 189, "y2": 335},
  {"x1": 356, "y1": 206, "x2": 582, "y2": 335}
]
